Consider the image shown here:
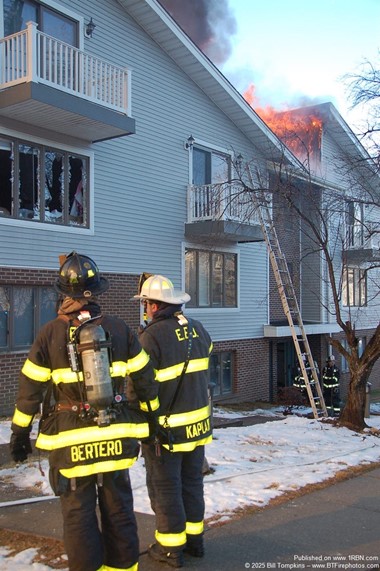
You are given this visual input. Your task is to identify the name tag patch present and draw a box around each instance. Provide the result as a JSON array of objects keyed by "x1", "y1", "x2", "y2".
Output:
[
  {"x1": 185, "y1": 418, "x2": 210, "y2": 439},
  {"x1": 70, "y1": 439, "x2": 123, "y2": 462}
]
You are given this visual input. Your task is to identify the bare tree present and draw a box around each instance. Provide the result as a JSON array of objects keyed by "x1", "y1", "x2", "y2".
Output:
[
  {"x1": 228, "y1": 136, "x2": 380, "y2": 431},
  {"x1": 345, "y1": 54, "x2": 380, "y2": 169}
]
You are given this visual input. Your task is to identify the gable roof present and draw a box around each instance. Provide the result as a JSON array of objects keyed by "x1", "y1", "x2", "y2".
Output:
[{"x1": 117, "y1": 0, "x2": 303, "y2": 168}]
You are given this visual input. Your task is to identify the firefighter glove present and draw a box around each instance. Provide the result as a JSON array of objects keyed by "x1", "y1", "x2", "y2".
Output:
[
  {"x1": 147, "y1": 411, "x2": 161, "y2": 439},
  {"x1": 10, "y1": 430, "x2": 32, "y2": 462}
]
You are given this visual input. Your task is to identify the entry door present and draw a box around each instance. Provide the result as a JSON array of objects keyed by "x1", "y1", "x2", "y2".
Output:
[{"x1": 277, "y1": 341, "x2": 296, "y2": 388}]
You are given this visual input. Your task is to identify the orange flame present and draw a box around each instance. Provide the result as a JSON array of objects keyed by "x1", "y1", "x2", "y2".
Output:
[{"x1": 243, "y1": 83, "x2": 323, "y2": 164}]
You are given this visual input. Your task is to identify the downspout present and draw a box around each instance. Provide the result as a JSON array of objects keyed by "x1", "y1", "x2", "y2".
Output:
[{"x1": 269, "y1": 339, "x2": 274, "y2": 402}]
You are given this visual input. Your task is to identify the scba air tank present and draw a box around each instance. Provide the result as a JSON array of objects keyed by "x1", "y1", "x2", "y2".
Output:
[{"x1": 79, "y1": 323, "x2": 114, "y2": 425}]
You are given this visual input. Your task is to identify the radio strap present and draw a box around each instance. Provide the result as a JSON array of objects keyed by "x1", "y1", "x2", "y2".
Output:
[{"x1": 163, "y1": 316, "x2": 193, "y2": 450}]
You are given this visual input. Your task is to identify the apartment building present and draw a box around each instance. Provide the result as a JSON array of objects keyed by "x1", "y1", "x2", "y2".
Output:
[{"x1": 0, "y1": 0, "x2": 379, "y2": 415}]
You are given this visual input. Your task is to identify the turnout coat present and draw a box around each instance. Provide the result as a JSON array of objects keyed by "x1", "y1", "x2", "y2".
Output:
[
  {"x1": 138, "y1": 311, "x2": 213, "y2": 452},
  {"x1": 11, "y1": 301, "x2": 159, "y2": 478}
]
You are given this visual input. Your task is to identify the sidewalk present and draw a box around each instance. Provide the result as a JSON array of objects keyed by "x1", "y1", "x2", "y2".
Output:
[{"x1": 1, "y1": 466, "x2": 380, "y2": 570}]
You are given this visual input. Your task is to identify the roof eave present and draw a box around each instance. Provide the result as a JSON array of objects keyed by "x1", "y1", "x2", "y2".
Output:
[{"x1": 117, "y1": 0, "x2": 300, "y2": 167}]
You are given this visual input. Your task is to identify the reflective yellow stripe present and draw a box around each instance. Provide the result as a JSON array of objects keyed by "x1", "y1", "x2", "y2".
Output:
[
  {"x1": 140, "y1": 397, "x2": 160, "y2": 412},
  {"x1": 12, "y1": 407, "x2": 33, "y2": 428},
  {"x1": 52, "y1": 368, "x2": 83, "y2": 384},
  {"x1": 159, "y1": 404, "x2": 210, "y2": 428},
  {"x1": 36, "y1": 422, "x2": 149, "y2": 451},
  {"x1": 100, "y1": 564, "x2": 138, "y2": 571},
  {"x1": 22, "y1": 359, "x2": 51, "y2": 382},
  {"x1": 127, "y1": 349, "x2": 150, "y2": 374},
  {"x1": 155, "y1": 357, "x2": 209, "y2": 383},
  {"x1": 112, "y1": 361, "x2": 128, "y2": 377},
  {"x1": 112, "y1": 350, "x2": 150, "y2": 377},
  {"x1": 60, "y1": 457, "x2": 137, "y2": 478},
  {"x1": 162, "y1": 435, "x2": 212, "y2": 452},
  {"x1": 209, "y1": 342, "x2": 213, "y2": 353},
  {"x1": 186, "y1": 521, "x2": 204, "y2": 535},
  {"x1": 155, "y1": 529, "x2": 186, "y2": 548}
]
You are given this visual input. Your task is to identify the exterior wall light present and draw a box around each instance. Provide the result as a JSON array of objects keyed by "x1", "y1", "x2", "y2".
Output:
[
  {"x1": 184, "y1": 135, "x2": 195, "y2": 150},
  {"x1": 236, "y1": 153, "x2": 243, "y2": 168},
  {"x1": 85, "y1": 18, "x2": 96, "y2": 38}
]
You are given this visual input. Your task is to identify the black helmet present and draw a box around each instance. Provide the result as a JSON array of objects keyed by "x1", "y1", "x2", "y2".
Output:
[{"x1": 55, "y1": 251, "x2": 109, "y2": 298}]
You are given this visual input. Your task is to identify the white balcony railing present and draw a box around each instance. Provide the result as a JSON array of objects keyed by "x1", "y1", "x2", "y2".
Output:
[
  {"x1": 187, "y1": 182, "x2": 262, "y2": 225},
  {"x1": 0, "y1": 21, "x2": 131, "y2": 114}
]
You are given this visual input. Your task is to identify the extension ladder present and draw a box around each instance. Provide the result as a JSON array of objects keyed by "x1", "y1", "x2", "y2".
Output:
[{"x1": 246, "y1": 169, "x2": 327, "y2": 419}]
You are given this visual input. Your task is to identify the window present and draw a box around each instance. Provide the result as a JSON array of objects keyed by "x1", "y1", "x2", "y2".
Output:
[
  {"x1": 185, "y1": 248, "x2": 237, "y2": 308},
  {"x1": 341, "y1": 337, "x2": 366, "y2": 373},
  {"x1": 209, "y1": 352, "x2": 234, "y2": 397},
  {"x1": 0, "y1": 136, "x2": 89, "y2": 227},
  {"x1": 347, "y1": 201, "x2": 364, "y2": 247},
  {"x1": 192, "y1": 147, "x2": 230, "y2": 186},
  {"x1": 191, "y1": 146, "x2": 233, "y2": 220},
  {"x1": 0, "y1": 286, "x2": 57, "y2": 352},
  {"x1": 4, "y1": 0, "x2": 79, "y2": 46},
  {"x1": 342, "y1": 267, "x2": 367, "y2": 307}
]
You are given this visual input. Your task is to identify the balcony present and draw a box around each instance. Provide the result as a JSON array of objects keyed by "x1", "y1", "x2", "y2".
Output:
[
  {"x1": 185, "y1": 182, "x2": 264, "y2": 243},
  {"x1": 345, "y1": 223, "x2": 380, "y2": 263},
  {"x1": 0, "y1": 22, "x2": 135, "y2": 143}
]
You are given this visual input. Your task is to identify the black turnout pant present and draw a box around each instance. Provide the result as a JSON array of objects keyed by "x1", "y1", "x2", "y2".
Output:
[
  {"x1": 142, "y1": 443, "x2": 205, "y2": 552},
  {"x1": 58, "y1": 470, "x2": 139, "y2": 571}
]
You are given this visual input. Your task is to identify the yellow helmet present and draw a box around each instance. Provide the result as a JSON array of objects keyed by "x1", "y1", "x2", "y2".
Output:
[{"x1": 134, "y1": 274, "x2": 190, "y2": 304}]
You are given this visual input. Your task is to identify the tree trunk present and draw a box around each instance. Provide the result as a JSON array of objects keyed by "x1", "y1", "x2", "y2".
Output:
[{"x1": 339, "y1": 372, "x2": 368, "y2": 431}]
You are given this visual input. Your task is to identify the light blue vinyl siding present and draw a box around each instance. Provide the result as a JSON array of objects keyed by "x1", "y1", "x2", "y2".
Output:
[{"x1": 0, "y1": 0, "x2": 270, "y2": 341}]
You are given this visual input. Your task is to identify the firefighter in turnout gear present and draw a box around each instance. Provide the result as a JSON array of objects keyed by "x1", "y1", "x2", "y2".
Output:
[
  {"x1": 9, "y1": 252, "x2": 159, "y2": 571},
  {"x1": 293, "y1": 353, "x2": 319, "y2": 399},
  {"x1": 134, "y1": 274, "x2": 213, "y2": 568},
  {"x1": 322, "y1": 355, "x2": 341, "y2": 415}
]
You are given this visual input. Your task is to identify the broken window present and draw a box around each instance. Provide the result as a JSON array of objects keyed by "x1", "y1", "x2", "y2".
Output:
[{"x1": 0, "y1": 135, "x2": 89, "y2": 227}]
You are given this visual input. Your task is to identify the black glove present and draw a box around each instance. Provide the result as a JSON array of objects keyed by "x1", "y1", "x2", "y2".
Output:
[
  {"x1": 10, "y1": 430, "x2": 32, "y2": 462},
  {"x1": 146, "y1": 411, "x2": 160, "y2": 440}
]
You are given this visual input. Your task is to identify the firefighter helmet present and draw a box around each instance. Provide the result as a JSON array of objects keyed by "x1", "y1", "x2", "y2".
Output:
[
  {"x1": 134, "y1": 274, "x2": 190, "y2": 304},
  {"x1": 55, "y1": 251, "x2": 109, "y2": 298}
]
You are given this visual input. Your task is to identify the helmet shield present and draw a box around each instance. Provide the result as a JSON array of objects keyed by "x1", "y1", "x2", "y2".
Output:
[{"x1": 55, "y1": 252, "x2": 109, "y2": 298}]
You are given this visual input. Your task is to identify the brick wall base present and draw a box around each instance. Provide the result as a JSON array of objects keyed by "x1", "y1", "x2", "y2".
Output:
[{"x1": 2, "y1": 266, "x2": 378, "y2": 417}]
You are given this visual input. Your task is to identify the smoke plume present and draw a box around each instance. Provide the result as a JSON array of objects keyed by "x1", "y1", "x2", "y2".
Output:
[{"x1": 158, "y1": 0, "x2": 237, "y2": 66}]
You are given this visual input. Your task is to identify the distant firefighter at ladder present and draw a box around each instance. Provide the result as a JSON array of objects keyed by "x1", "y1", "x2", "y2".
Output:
[
  {"x1": 293, "y1": 353, "x2": 319, "y2": 397},
  {"x1": 9, "y1": 252, "x2": 159, "y2": 571},
  {"x1": 322, "y1": 355, "x2": 341, "y2": 415}
]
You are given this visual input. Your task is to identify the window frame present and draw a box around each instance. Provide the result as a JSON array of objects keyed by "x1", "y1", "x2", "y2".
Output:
[
  {"x1": 188, "y1": 138, "x2": 233, "y2": 185},
  {"x1": 346, "y1": 200, "x2": 364, "y2": 248},
  {"x1": 342, "y1": 266, "x2": 367, "y2": 307},
  {"x1": 209, "y1": 351, "x2": 234, "y2": 398},
  {"x1": 191, "y1": 145, "x2": 232, "y2": 186},
  {"x1": 0, "y1": 285, "x2": 58, "y2": 353},
  {"x1": 0, "y1": 128, "x2": 94, "y2": 234},
  {"x1": 1, "y1": 0, "x2": 84, "y2": 50},
  {"x1": 341, "y1": 337, "x2": 366, "y2": 373},
  {"x1": 184, "y1": 246, "x2": 238, "y2": 309}
]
